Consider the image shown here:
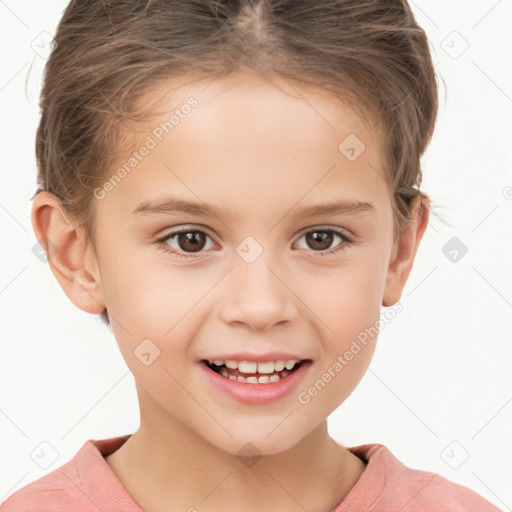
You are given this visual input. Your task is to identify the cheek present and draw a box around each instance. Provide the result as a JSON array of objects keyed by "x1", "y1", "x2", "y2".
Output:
[
  {"x1": 102, "y1": 254, "x2": 217, "y2": 373},
  {"x1": 306, "y1": 253, "x2": 387, "y2": 338},
  {"x1": 101, "y1": 246, "x2": 199, "y2": 331}
]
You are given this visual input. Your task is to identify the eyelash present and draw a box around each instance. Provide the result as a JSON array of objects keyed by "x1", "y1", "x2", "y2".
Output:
[{"x1": 155, "y1": 226, "x2": 353, "y2": 260}]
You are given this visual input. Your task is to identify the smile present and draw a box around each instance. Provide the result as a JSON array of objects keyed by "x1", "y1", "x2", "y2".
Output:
[
  {"x1": 205, "y1": 359, "x2": 304, "y2": 384},
  {"x1": 200, "y1": 358, "x2": 313, "y2": 405}
]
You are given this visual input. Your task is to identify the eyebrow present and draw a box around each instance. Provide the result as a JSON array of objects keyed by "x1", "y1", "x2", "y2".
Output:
[{"x1": 131, "y1": 197, "x2": 375, "y2": 221}]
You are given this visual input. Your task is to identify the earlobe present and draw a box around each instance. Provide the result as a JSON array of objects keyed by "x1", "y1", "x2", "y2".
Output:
[
  {"x1": 31, "y1": 191, "x2": 105, "y2": 314},
  {"x1": 382, "y1": 195, "x2": 430, "y2": 307}
]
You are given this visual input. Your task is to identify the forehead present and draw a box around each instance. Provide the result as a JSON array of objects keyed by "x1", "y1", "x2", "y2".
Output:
[
  {"x1": 99, "y1": 69, "x2": 390, "y2": 219},
  {"x1": 123, "y1": 68, "x2": 385, "y2": 157}
]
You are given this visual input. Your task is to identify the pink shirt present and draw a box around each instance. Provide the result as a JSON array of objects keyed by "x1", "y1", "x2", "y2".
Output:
[{"x1": 1, "y1": 434, "x2": 501, "y2": 511}]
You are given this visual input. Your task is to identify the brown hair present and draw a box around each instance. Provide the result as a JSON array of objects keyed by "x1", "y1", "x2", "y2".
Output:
[{"x1": 33, "y1": 0, "x2": 442, "y2": 327}]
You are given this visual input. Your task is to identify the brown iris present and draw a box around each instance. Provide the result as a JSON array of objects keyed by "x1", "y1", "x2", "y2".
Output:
[
  {"x1": 305, "y1": 230, "x2": 334, "y2": 251},
  {"x1": 176, "y1": 231, "x2": 207, "y2": 252}
]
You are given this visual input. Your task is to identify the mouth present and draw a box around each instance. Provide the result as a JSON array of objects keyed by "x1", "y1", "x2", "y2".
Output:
[
  {"x1": 199, "y1": 357, "x2": 313, "y2": 405},
  {"x1": 201, "y1": 358, "x2": 309, "y2": 384}
]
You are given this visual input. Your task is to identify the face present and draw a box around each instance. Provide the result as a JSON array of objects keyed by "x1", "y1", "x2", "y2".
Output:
[{"x1": 81, "y1": 68, "x2": 401, "y2": 456}]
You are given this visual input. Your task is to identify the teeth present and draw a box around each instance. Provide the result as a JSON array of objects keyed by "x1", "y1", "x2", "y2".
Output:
[
  {"x1": 273, "y1": 361, "x2": 286, "y2": 371},
  {"x1": 208, "y1": 358, "x2": 302, "y2": 384},
  {"x1": 209, "y1": 359, "x2": 301, "y2": 374},
  {"x1": 257, "y1": 361, "x2": 275, "y2": 374},
  {"x1": 238, "y1": 374, "x2": 281, "y2": 384},
  {"x1": 238, "y1": 361, "x2": 258, "y2": 373}
]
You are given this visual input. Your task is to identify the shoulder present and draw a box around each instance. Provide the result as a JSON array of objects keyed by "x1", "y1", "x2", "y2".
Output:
[
  {"x1": 348, "y1": 444, "x2": 502, "y2": 512},
  {"x1": 392, "y1": 468, "x2": 502, "y2": 511},
  {"x1": 1, "y1": 435, "x2": 135, "y2": 512},
  {"x1": 0, "y1": 457, "x2": 91, "y2": 512}
]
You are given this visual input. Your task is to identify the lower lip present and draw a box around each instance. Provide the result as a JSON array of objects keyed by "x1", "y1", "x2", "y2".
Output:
[{"x1": 199, "y1": 360, "x2": 312, "y2": 405}]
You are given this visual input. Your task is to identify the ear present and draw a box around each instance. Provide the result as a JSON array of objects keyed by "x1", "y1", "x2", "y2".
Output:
[
  {"x1": 382, "y1": 194, "x2": 430, "y2": 307},
  {"x1": 31, "y1": 191, "x2": 105, "y2": 314}
]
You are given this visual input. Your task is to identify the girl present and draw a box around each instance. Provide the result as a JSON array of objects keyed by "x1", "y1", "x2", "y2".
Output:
[{"x1": 1, "y1": 1, "x2": 501, "y2": 511}]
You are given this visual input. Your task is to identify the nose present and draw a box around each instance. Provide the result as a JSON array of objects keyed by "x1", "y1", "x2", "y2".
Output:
[{"x1": 219, "y1": 252, "x2": 299, "y2": 331}]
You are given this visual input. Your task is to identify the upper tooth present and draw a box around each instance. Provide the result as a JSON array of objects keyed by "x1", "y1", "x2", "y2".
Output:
[
  {"x1": 257, "y1": 361, "x2": 275, "y2": 374},
  {"x1": 238, "y1": 361, "x2": 258, "y2": 373},
  {"x1": 211, "y1": 359, "x2": 301, "y2": 374}
]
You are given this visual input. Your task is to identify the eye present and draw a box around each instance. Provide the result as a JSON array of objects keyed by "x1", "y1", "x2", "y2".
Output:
[
  {"x1": 156, "y1": 228, "x2": 215, "y2": 259},
  {"x1": 155, "y1": 226, "x2": 353, "y2": 260},
  {"x1": 294, "y1": 227, "x2": 352, "y2": 257}
]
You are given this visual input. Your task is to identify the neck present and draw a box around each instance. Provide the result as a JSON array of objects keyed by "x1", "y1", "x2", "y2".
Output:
[{"x1": 105, "y1": 400, "x2": 366, "y2": 512}]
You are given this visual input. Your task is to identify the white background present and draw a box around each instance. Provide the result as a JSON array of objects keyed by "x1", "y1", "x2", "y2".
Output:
[{"x1": 0, "y1": 0, "x2": 511, "y2": 509}]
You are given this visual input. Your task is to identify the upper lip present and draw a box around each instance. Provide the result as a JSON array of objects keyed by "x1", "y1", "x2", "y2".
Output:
[{"x1": 201, "y1": 352, "x2": 311, "y2": 363}]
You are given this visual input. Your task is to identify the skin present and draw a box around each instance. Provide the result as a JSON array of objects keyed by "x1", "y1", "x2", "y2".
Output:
[{"x1": 32, "y1": 67, "x2": 428, "y2": 512}]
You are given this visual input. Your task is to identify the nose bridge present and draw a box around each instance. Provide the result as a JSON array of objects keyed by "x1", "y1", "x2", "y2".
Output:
[{"x1": 219, "y1": 239, "x2": 297, "y2": 330}]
